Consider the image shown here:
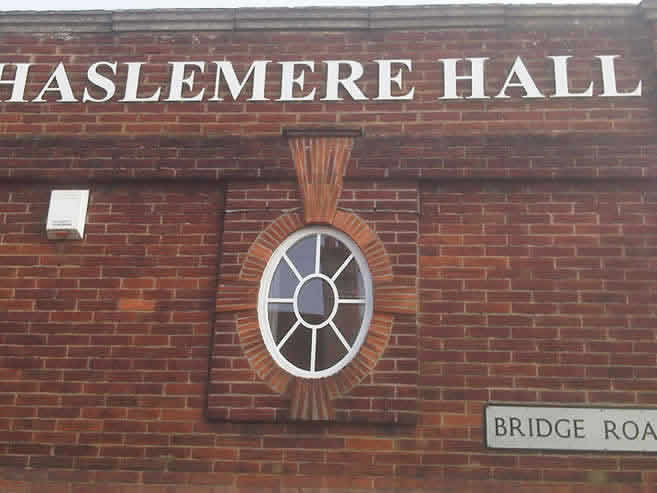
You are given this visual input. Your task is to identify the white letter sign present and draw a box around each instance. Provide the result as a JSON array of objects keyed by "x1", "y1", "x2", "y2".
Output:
[
  {"x1": 0, "y1": 63, "x2": 31, "y2": 103},
  {"x1": 374, "y1": 59, "x2": 414, "y2": 100},
  {"x1": 495, "y1": 56, "x2": 544, "y2": 99},
  {"x1": 549, "y1": 56, "x2": 593, "y2": 97},
  {"x1": 597, "y1": 55, "x2": 642, "y2": 97},
  {"x1": 0, "y1": 55, "x2": 643, "y2": 105},
  {"x1": 440, "y1": 57, "x2": 489, "y2": 100},
  {"x1": 166, "y1": 61, "x2": 205, "y2": 102}
]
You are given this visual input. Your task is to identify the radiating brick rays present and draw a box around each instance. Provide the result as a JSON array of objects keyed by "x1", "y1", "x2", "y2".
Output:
[
  {"x1": 375, "y1": 283, "x2": 417, "y2": 315},
  {"x1": 288, "y1": 136, "x2": 353, "y2": 224},
  {"x1": 213, "y1": 211, "x2": 413, "y2": 421},
  {"x1": 215, "y1": 280, "x2": 258, "y2": 313},
  {"x1": 213, "y1": 131, "x2": 418, "y2": 422},
  {"x1": 287, "y1": 379, "x2": 334, "y2": 421}
]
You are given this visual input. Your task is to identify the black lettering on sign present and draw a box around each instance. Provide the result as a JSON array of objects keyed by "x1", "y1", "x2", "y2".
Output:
[
  {"x1": 536, "y1": 418, "x2": 552, "y2": 438},
  {"x1": 495, "y1": 417, "x2": 507, "y2": 437},
  {"x1": 574, "y1": 419, "x2": 585, "y2": 439},
  {"x1": 510, "y1": 417, "x2": 525, "y2": 437},
  {"x1": 604, "y1": 420, "x2": 620, "y2": 440},
  {"x1": 643, "y1": 422, "x2": 657, "y2": 441},
  {"x1": 623, "y1": 421, "x2": 639, "y2": 440},
  {"x1": 554, "y1": 419, "x2": 571, "y2": 438}
]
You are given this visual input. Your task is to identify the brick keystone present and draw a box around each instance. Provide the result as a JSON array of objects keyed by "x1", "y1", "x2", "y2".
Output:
[{"x1": 288, "y1": 135, "x2": 356, "y2": 224}]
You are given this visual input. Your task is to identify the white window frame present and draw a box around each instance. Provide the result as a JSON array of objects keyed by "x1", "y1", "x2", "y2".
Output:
[{"x1": 257, "y1": 226, "x2": 373, "y2": 379}]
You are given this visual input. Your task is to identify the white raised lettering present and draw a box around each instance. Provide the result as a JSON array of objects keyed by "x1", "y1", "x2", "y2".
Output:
[
  {"x1": 495, "y1": 56, "x2": 544, "y2": 99},
  {"x1": 439, "y1": 57, "x2": 489, "y2": 99},
  {"x1": 119, "y1": 62, "x2": 161, "y2": 102},
  {"x1": 0, "y1": 63, "x2": 31, "y2": 103},
  {"x1": 32, "y1": 63, "x2": 77, "y2": 103},
  {"x1": 322, "y1": 60, "x2": 367, "y2": 101},
  {"x1": 211, "y1": 60, "x2": 269, "y2": 102},
  {"x1": 83, "y1": 61, "x2": 117, "y2": 103},
  {"x1": 549, "y1": 56, "x2": 593, "y2": 98},
  {"x1": 597, "y1": 55, "x2": 642, "y2": 97},
  {"x1": 166, "y1": 61, "x2": 205, "y2": 102},
  {"x1": 278, "y1": 61, "x2": 315, "y2": 101},
  {"x1": 374, "y1": 59, "x2": 414, "y2": 100}
]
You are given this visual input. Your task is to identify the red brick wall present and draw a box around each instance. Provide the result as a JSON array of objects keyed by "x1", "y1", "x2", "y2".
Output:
[
  {"x1": 1, "y1": 179, "x2": 657, "y2": 491},
  {"x1": 1, "y1": 13, "x2": 657, "y2": 493},
  {"x1": 419, "y1": 181, "x2": 657, "y2": 484},
  {"x1": 1, "y1": 183, "x2": 222, "y2": 482}
]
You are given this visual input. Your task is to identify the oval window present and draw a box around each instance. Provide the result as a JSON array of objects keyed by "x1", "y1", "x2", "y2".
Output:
[{"x1": 257, "y1": 226, "x2": 373, "y2": 379}]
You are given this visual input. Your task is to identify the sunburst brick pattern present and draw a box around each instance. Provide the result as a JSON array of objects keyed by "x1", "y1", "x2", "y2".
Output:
[
  {"x1": 289, "y1": 136, "x2": 354, "y2": 224},
  {"x1": 211, "y1": 144, "x2": 419, "y2": 422},
  {"x1": 375, "y1": 284, "x2": 418, "y2": 315},
  {"x1": 214, "y1": 210, "x2": 410, "y2": 422},
  {"x1": 331, "y1": 210, "x2": 393, "y2": 282},
  {"x1": 215, "y1": 281, "x2": 259, "y2": 313}
]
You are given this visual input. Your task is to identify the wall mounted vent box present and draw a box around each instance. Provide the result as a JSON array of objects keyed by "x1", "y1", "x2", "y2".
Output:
[{"x1": 46, "y1": 190, "x2": 90, "y2": 240}]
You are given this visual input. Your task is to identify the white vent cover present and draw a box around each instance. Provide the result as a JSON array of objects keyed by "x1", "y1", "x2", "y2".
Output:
[{"x1": 46, "y1": 190, "x2": 90, "y2": 240}]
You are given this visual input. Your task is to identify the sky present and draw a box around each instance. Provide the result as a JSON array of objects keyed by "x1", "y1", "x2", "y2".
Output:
[{"x1": 3, "y1": 0, "x2": 641, "y2": 11}]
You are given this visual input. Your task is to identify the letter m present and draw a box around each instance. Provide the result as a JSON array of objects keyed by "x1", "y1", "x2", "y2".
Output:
[{"x1": 210, "y1": 60, "x2": 270, "y2": 101}]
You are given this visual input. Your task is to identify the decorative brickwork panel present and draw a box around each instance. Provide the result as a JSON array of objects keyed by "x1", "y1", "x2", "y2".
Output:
[
  {"x1": 289, "y1": 135, "x2": 354, "y2": 224},
  {"x1": 209, "y1": 181, "x2": 419, "y2": 423}
]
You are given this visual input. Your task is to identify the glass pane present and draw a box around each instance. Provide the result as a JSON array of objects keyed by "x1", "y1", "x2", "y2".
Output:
[
  {"x1": 319, "y1": 235, "x2": 350, "y2": 278},
  {"x1": 333, "y1": 304, "x2": 365, "y2": 345},
  {"x1": 333, "y1": 259, "x2": 365, "y2": 299},
  {"x1": 298, "y1": 278, "x2": 334, "y2": 326},
  {"x1": 281, "y1": 326, "x2": 312, "y2": 371},
  {"x1": 269, "y1": 261, "x2": 298, "y2": 298},
  {"x1": 268, "y1": 302, "x2": 295, "y2": 344},
  {"x1": 287, "y1": 235, "x2": 316, "y2": 278},
  {"x1": 316, "y1": 327, "x2": 347, "y2": 371}
]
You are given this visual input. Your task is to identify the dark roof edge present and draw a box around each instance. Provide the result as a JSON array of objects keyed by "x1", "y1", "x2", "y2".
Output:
[{"x1": 0, "y1": 2, "x2": 651, "y2": 33}]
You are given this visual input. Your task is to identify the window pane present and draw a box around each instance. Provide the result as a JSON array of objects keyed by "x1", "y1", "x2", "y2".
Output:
[
  {"x1": 287, "y1": 235, "x2": 316, "y2": 277},
  {"x1": 334, "y1": 259, "x2": 365, "y2": 299},
  {"x1": 280, "y1": 327, "x2": 311, "y2": 371},
  {"x1": 298, "y1": 277, "x2": 334, "y2": 326},
  {"x1": 319, "y1": 235, "x2": 350, "y2": 278},
  {"x1": 316, "y1": 327, "x2": 347, "y2": 371},
  {"x1": 270, "y1": 261, "x2": 297, "y2": 298},
  {"x1": 333, "y1": 304, "x2": 365, "y2": 345},
  {"x1": 268, "y1": 302, "x2": 295, "y2": 344}
]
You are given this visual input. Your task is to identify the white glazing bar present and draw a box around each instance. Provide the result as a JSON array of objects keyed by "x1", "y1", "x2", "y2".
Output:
[
  {"x1": 269, "y1": 298, "x2": 294, "y2": 303},
  {"x1": 330, "y1": 321, "x2": 351, "y2": 351},
  {"x1": 277, "y1": 320, "x2": 301, "y2": 350},
  {"x1": 310, "y1": 328, "x2": 317, "y2": 372},
  {"x1": 339, "y1": 299, "x2": 366, "y2": 304},
  {"x1": 331, "y1": 253, "x2": 354, "y2": 281},
  {"x1": 283, "y1": 254, "x2": 303, "y2": 281},
  {"x1": 315, "y1": 233, "x2": 321, "y2": 274}
]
